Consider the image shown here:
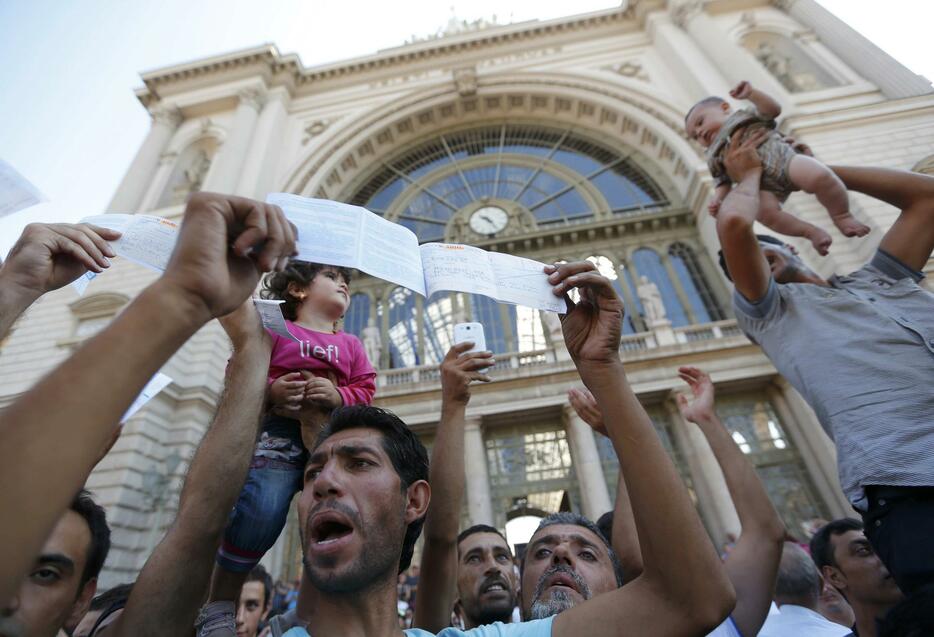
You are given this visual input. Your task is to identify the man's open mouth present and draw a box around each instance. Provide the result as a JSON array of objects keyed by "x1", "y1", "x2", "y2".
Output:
[{"x1": 310, "y1": 511, "x2": 354, "y2": 545}]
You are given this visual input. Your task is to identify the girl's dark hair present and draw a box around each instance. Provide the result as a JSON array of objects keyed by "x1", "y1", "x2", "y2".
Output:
[{"x1": 260, "y1": 261, "x2": 353, "y2": 321}]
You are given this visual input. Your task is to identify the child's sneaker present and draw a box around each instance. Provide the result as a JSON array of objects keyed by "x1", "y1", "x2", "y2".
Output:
[{"x1": 195, "y1": 600, "x2": 236, "y2": 637}]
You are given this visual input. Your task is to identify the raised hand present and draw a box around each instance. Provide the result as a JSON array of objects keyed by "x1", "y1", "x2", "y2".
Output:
[
  {"x1": 729, "y1": 80, "x2": 753, "y2": 100},
  {"x1": 545, "y1": 261, "x2": 624, "y2": 367},
  {"x1": 440, "y1": 342, "x2": 494, "y2": 406},
  {"x1": 568, "y1": 387, "x2": 607, "y2": 436},
  {"x1": 0, "y1": 222, "x2": 120, "y2": 300},
  {"x1": 159, "y1": 193, "x2": 297, "y2": 321},
  {"x1": 675, "y1": 366, "x2": 716, "y2": 425}
]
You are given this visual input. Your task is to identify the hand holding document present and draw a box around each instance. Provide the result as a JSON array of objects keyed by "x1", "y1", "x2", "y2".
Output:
[
  {"x1": 253, "y1": 299, "x2": 298, "y2": 342},
  {"x1": 72, "y1": 214, "x2": 179, "y2": 294},
  {"x1": 0, "y1": 159, "x2": 47, "y2": 218}
]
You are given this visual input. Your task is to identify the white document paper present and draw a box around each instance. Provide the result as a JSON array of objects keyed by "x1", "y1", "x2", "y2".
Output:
[
  {"x1": 269, "y1": 194, "x2": 565, "y2": 313},
  {"x1": 122, "y1": 372, "x2": 173, "y2": 423},
  {"x1": 253, "y1": 298, "x2": 299, "y2": 342},
  {"x1": 0, "y1": 159, "x2": 46, "y2": 217},
  {"x1": 268, "y1": 194, "x2": 426, "y2": 294},
  {"x1": 72, "y1": 214, "x2": 179, "y2": 294}
]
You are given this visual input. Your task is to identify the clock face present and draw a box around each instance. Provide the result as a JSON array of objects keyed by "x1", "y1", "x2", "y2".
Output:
[{"x1": 469, "y1": 206, "x2": 509, "y2": 235}]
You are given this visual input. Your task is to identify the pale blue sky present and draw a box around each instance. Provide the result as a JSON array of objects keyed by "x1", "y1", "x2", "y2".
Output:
[{"x1": 1, "y1": 0, "x2": 931, "y2": 257}]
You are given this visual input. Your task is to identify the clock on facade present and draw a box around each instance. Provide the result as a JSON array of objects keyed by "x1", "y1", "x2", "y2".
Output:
[{"x1": 468, "y1": 205, "x2": 509, "y2": 235}]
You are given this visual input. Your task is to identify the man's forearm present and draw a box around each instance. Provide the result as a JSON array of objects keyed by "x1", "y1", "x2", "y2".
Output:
[
  {"x1": 611, "y1": 471, "x2": 643, "y2": 584},
  {"x1": 718, "y1": 171, "x2": 762, "y2": 227},
  {"x1": 114, "y1": 338, "x2": 270, "y2": 637},
  {"x1": 0, "y1": 281, "x2": 208, "y2": 605},
  {"x1": 580, "y1": 362, "x2": 731, "y2": 613},
  {"x1": 413, "y1": 399, "x2": 467, "y2": 631},
  {"x1": 0, "y1": 282, "x2": 40, "y2": 340}
]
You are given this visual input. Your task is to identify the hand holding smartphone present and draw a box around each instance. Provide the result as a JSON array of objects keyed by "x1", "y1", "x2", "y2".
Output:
[{"x1": 453, "y1": 322, "x2": 489, "y2": 373}]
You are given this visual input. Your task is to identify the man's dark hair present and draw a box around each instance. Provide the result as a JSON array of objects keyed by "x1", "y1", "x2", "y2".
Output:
[
  {"x1": 457, "y1": 524, "x2": 511, "y2": 555},
  {"x1": 261, "y1": 261, "x2": 354, "y2": 321},
  {"x1": 246, "y1": 565, "x2": 274, "y2": 608},
  {"x1": 809, "y1": 518, "x2": 864, "y2": 571},
  {"x1": 314, "y1": 405, "x2": 429, "y2": 573},
  {"x1": 596, "y1": 511, "x2": 613, "y2": 542},
  {"x1": 879, "y1": 583, "x2": 934, "y2": 637},
  {"x1": 522, "y1": 512, "x2": 624, "y2": 587},
  {"x1": 89, "y1": 582, "x2": 133, "y2": 612},
  {"x1": 685, "y1": 95, "x2": 727, "y2": 127},
  {"x1": 70, "y1": 490, "x2": 111, "y2": 586},
  {"x1": 717, "y1": 234, "x2": 787, "y2": 281}
]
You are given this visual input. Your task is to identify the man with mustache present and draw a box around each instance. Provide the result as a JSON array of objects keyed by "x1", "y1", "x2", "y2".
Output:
[
  {"x1": 282, "y1": 261, "x2": 735, "y2": 636},
  {"x1": 454, "y1": 525, "x2": 519, "y2": 629}
]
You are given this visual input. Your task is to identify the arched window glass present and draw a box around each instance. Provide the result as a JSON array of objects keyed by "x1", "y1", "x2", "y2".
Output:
[
  {"x1": 350, "y1": 125, "x2": 668, "y2": 242},
  {"x1": 515, "y1": 306, "x2": 547, "y2": 351},
  {"x1": 668, "y1": 243, "x2": 724, "y2": 322},
  {"x1": 587, "y1": 255, "x2": 636, "y2": 334},
  {"x1": 387, "y1": 287, "x2": 419, "y2": 368},
  {"x1": 717, "y1": 394, "x2": 829, "y2": 537},
  {"x1": 423, "y1": 295, "x2": 455, "y2": 365},
  {"x1": 343, "y1": 293, "x2": 370, "y2": 339},
  {"x1": 631, "y1": 248, "x2": 688, "y2": 327},
  {"x1": 468, "y1": 294, "x2": 509, "y2": 354}
]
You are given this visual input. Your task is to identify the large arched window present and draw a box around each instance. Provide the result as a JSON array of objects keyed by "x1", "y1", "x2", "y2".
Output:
[
  {"x1": 342, "y1": 293, "x2": 370, "y2": 339},
  {"x1": 387, "y1": 287, "x2": 419, "y2": 368},
  {"x1": 349, "y1": 125, "x2": 668, "y2": 243}
]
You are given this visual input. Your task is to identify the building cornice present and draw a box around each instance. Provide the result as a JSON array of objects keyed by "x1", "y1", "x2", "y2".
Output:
[{"x1": 135, "y1": 2, "x2": 663, "y2": 107}]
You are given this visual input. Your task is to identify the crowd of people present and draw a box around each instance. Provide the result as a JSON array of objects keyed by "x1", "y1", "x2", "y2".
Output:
[{"x1": 0, "y1": 81, "x2": 932, "y2": 637}]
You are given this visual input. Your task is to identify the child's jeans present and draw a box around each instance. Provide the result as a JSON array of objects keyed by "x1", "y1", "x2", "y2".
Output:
[{"x1": 216, "y1": 415, "x2": 306, "y2": 573}]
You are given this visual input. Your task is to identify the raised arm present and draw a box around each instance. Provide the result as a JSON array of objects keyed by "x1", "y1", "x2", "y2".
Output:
[
  {"x1": 413, "y1": 343, "x2": 493, "y2": 632},
  {"x1": 547, "y1": 262, "x2": 734, "y2": 637},
  {"x1": 716, "y1": 129, "x2": 773, "y2": 302},
  {"x1": 567, "y1": 388, "x2": 643, "y2": 584},
  {"x1": 110, "y1": 301, "x2": 272, "y2": 636},
  {"x1": 731, "y1": 81, "x2": 781, "y2": 120},
  {"x1": 829, "y1": 165, "x2": 934, "y2": 272},
  {"x1": 676, "y1": 366, "x2": 785, "y2": 637},
  {"x1": 0, "y1": 222, "x2": 121, "y2": 339},
  {"x1": 0, "y1": 193, "x2": 296, "y2": 605}
]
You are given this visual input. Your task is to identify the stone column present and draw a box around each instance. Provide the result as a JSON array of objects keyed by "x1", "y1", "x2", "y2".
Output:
[
  {"x1": 646, "y1": 11, "x2": 730, "y2": 99},
  {"x1": 107, "y1": 106, "x2": 181, "y2": 212},
  {"x1": 767, "y1": 380, "x2": 851, "y2": 518},
  {"x1": 464, "y1": 417, "x2": 494, "y2": 525},
  {"x1": 664, "y1": 399, "x2": 740, "y2": 546},
  {"x1": 775, "y1": 0, "x2": 931, "y2": 98},
  {"x1": 206, "y1": 87, "x2": 265, "y2": 194},
  {"x1": 137, "y1": 150, "x2": 178, "y2": 212},
  {"x1": 562, "y1": 406, "x2": 612, "y2": 521},
  {"x1": 236, "y1": 86, "x2": 291, "y2": 197},
  {"x1": 672, "y1": 1, "x2": 788, "y2": 101}
]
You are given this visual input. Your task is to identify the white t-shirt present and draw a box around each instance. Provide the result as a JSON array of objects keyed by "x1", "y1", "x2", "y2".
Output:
[
  {"x1": 283, "y1": 618, "x2": 554, "y2": 637},
  {"x1": 757, "y1": 605, "x2": 852, "y2": 637},
  {"x1": 706, "y1": 617, "x2": 742, "y2": 637}
]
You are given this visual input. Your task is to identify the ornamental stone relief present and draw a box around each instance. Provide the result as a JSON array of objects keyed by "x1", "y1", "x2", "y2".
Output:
[{"x1": 302, "y1": 120, "x2": 330, "y2": 144}]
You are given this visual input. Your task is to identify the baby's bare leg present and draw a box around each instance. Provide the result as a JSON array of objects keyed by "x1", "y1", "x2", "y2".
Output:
[
  {"x1": 758, "y1": 190, "x2": 833, "y2": 256},
  {"x1": 788, "y1": 155, "x2": 870, "y2": 237}
]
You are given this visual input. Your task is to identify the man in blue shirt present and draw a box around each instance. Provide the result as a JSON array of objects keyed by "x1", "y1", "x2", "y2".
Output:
[
  {"x1": 283, "y1": 262, "x2": 735, "y2": 636},
  {"x1": 716, "y1": 129, "x2": 934, "y2": 595}
]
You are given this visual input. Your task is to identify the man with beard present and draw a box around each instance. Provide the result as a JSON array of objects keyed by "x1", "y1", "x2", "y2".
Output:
[
  {"x1": 282, "y1": 261, "x2": 735, "y2": 637},
  {"x1": 810, "y1": 519, "x2": 903, "y2": 637},
  {"x1": 716, "y1": 130, "x2": 934, "y2": 594},
  {"x1": 453, "y1": 526, "x2": 518, "y2": 629}
]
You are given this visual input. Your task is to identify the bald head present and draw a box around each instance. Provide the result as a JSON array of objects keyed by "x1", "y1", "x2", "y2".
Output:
[{"x1": 775, "y1": 542, "x2": 822, "y2": 610}]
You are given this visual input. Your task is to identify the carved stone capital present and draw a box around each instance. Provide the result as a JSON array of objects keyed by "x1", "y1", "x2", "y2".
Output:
[
  {"x1": 236, "y1": 88, "x2": 266, "y2": 111},
  {"x1": 670, "y1": 0, "x2": 706, "y2": 29},
  {"x1": 151, "y1": 106, "x2": 182, "y2": 128}
]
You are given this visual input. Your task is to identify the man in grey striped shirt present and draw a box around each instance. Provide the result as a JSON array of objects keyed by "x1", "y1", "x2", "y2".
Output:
[{"x1": 715, "y1": 129, "x2": 934, "y2": 597}]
